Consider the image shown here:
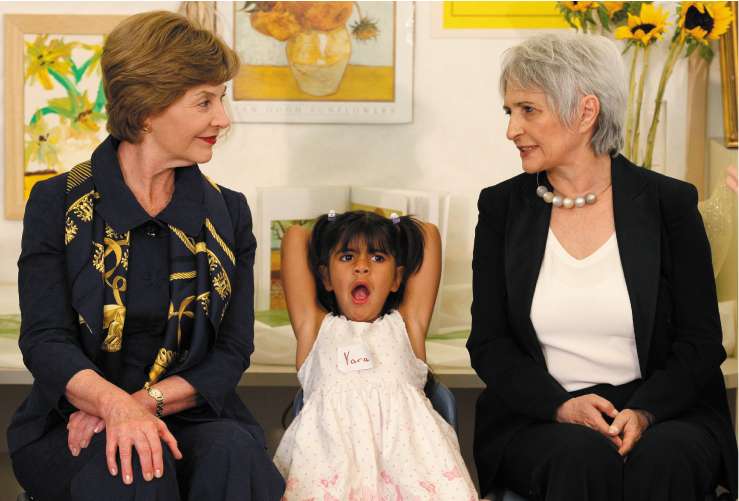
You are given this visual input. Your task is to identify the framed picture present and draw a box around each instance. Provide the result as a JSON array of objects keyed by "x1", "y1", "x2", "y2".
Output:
[
  {"x1": 219, "y1": 2, "x2": 414, "y2": 123},
  {"x1": 432, "y1": 1, "x2": 568, "y2": 38},
  {"x1": 719, "y1": 2, "x2": 737, "y2": 148},
  {"x1": 4, "y1": 15, "x2": 125, "y2": 220}
]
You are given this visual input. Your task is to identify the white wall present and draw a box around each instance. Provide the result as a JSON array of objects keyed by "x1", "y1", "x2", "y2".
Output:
[{"x1": 0, "y1": 2, "x2": 693, "y2": 309}]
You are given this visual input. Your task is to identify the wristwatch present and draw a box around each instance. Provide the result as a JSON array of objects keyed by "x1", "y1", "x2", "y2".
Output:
[{"x1": 144, "y1": 383, "x2": 164, "y2": 418}]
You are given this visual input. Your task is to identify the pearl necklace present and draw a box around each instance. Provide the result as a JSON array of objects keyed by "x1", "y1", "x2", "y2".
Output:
[{"x1": 535, "y1": 173, "x2": 611, "y2": 209}]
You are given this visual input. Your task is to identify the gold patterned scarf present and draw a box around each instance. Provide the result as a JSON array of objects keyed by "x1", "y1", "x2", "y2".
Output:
[{"x1": 64, "y1": 160, "x2": 235, "y2": 388}]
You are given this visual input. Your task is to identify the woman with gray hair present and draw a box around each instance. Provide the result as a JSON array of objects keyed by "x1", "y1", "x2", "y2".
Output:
[{"x1": 467, "y1": 33, "x2": 736, "y2": 501}]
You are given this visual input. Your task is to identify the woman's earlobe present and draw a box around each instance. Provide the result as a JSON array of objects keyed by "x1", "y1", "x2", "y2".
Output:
[{"x1": 579, "y1": 95, "x2": 600, "y2": 132}]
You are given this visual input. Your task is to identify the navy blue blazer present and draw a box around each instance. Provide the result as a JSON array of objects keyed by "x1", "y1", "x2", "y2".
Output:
[
  {"x1": 467, "y1": 154, "x2": 737, "y2": 498},
  {"x1": 8, "y1": 142, "x2": 264, "y2": 456}
]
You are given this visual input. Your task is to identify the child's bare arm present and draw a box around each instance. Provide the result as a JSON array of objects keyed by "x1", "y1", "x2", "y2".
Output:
[
  {"x1": 398, "y1": 222, "x2": 442, "y2": 361},
  {"x1": 281, "y1": 225, "x2": 326, "y2": 369}
]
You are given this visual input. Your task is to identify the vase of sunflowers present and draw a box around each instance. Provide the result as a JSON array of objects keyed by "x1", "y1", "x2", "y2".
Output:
[
  {"x1": 557, "y1": 1, "x2": 734, "y2": 168},
  {"x1": 244, "y1": 1, "x2": 379, "y2": 97}
]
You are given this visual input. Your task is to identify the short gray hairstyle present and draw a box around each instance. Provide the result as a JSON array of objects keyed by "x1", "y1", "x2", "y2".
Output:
[{"x1": 499, "y1": 33, "x2": 626, "y2": 156}]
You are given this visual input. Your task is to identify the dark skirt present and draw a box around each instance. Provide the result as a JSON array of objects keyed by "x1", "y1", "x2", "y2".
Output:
[
  {"x1": 12, "y1": 415, "x2": 285, "y2": 501},
  {"x1": 497, "y1": 380, "x2": 725, "y2": 501}
]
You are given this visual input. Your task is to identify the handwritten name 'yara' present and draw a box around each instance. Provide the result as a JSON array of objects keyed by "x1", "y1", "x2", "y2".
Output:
[{"x1": 344, "y1": 351, "x2": 370, "y2": 366}]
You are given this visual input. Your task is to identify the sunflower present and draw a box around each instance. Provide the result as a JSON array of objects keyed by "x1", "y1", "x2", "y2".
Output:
[
  {"x1": 351, "y1": 17, "x2": 380, "y2": 41},
  {"x1": 615, "y1": 3, "x2": 670, "y2": 45},
  {"x1": 561, "y1": 1, "x2": 598, "y2": 13},
  {"x1": 24, "y1": 35, "x2": 74, "y2": 90},
  {"x1": 24, "y1": 115, "x2": 63, "y2": 170},
  {"x1": 250, "y1": 3, "x2": 302, "y2": 42},
  {"x1": 603, "y1": 2, "x2": 624, "y2": 17},
  {"x1": 678, "y1": 2, "x2": 733, "y2": 44}
]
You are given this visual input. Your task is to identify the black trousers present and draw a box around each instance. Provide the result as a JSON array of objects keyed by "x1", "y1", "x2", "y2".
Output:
[
  {"x1": 12, "y1": 418, "x2": 285, "y2": 501},
  {"x1": 498, "y1": 382, "x2": 722, "y2": 501}
]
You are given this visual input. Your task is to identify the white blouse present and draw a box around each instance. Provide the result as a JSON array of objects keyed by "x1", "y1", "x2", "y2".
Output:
[{"x1": 530, "y1": 229, "x2": 641, "y2": 392}]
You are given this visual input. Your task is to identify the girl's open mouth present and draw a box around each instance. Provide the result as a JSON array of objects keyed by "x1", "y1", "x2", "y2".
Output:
[{"x1": 351, "y1": 284, "x2": 370, "y2": 305}]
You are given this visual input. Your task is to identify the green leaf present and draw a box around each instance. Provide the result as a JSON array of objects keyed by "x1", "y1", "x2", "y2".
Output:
[
  {"x1": 686, "y1": 40, "x2": 699, "y2": 57},
  {"x1": 563, "y1": 12, "x2": 580, "y2": 31},
  {"x1": 671, "y1": 27, "x2": 682, "y2": 43},
  {"x1": 700, "y1": 44, "x2": 714, "y2": 62},
  {"x1": 66, "y1": 56, "x2": 84, "y2": 84},
  {"x1": 76, "y1": 58, "x2": 94, "y2": 81},
  {"x1": 621, "y1": 40, "x2": 637, "y2": 55},
  {"x1": 612, "y1": 10, "x2": 628, "y2": 24},
  {"x1": 32, "y1": 105, "x2": 75, "y2": 120},
  {"x1": 93, "y1": 80, "x2": 106, "y2": 113},
  {"x1": 584, "y1": 9, "x2": 596, "y2": 25},
  {"x1": 625, "y1": 1, "x2": 641, "y2": 15},
  {"x1": 597, "y1": 6, "x2": 611, "y2": 31}
]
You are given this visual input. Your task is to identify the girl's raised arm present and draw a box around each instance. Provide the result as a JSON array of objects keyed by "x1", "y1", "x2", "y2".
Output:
[
  {"x1": 399, "y1": 223, "x2": 442, "y2": 361},
  {"x1": 281, "y1": 225, "x2": 326, "y2": 369}
]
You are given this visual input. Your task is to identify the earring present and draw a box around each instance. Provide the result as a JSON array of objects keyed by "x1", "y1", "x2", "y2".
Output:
[{"x1": 141, "y1": 126, "x2": 151, "y2": 134}]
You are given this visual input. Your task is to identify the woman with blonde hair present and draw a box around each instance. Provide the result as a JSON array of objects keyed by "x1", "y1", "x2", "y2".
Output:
[{"x1": 8, "y1": 11, "x2": 284, "y2": 500}]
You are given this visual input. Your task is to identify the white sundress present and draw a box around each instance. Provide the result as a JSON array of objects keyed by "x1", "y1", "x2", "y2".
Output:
[{"x1": 274, "y1": 310, "x2": 479, "y2": 501}]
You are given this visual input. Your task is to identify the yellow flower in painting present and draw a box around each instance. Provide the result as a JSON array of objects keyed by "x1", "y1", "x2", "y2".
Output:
[
  {"x1": 603, "y1": 2, "x2": 624, "y2": 17},
  {"x1": 24, "y1": 116, "x2": 63, "y2": 170},
  {"x1": 351, "y1": 17, "x2": 380, "y2": 41},
  {"x1": 60, "y1": 116, "x2": 99, "y2": 147},
  {"x1": 679, "y1": 2, "x2": 734, "y2": 44},
  {"x1": 561, "y1": 2, "x2": 598, "y2": 13},
  {"x1": 48, "y1": 92, "x2": 105, "y2": 141},
  {"x1": 250, "y1": 7, "x2": 302, "y2": 42},
  {"x1": 25, "y1": 35, "x2": 74, "y2": 90},
  {"x1": 615, "y1": 3, "x2": 670, "y2": 45},
  {"x1": 81, "y1": 42, "x2": 103, "y2": 77}
]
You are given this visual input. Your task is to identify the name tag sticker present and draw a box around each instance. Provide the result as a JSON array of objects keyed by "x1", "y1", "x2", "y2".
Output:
[{"x1": 337, "y1": 344, "x2": 374, "y2": 372}]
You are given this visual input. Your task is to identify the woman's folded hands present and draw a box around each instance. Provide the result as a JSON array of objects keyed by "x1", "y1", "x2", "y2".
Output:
[
  {"x1": 555, "y1": 394, "x2": 653, "y2": 456},
  {"x1": 65, "y1": 390, "x2": 182, "y2": 485}
]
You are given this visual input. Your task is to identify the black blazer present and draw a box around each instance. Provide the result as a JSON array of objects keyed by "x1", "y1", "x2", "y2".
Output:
[
  {"x1": 7, "y1": 150, "x2": 265, "y2": 456},
  {"x1": 467, "y1": 154, "x2": 737, "y2": 498}
]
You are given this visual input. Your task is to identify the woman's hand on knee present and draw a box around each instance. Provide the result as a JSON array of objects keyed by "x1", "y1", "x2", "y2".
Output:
[
  {"x1": 102, "y1": 394, "x2": 183, "y2": 485},
  {"x1": 607, "y1": 408, "x2": 652, "y2": 456},
  {"x1": 555, "y1": 394, "x2": 622, "y2": 447},
  {"x1": 67, "y1": 410, "x2": 105, "y2": 456}
]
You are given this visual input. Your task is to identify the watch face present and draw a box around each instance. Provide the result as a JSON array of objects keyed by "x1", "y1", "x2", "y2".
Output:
[{"x1": 150, "y1": 388, "x2": 163, "y2": 399}]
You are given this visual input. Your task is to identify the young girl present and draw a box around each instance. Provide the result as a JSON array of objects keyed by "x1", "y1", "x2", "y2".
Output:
[{"x1": 274, "y1": 210, "x2": 478, "y2": 500}]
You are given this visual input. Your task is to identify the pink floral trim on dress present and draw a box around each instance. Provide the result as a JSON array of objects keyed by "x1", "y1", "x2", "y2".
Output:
[{"x1": 283, "y1": 467, "x2": 481, "y2": 501}]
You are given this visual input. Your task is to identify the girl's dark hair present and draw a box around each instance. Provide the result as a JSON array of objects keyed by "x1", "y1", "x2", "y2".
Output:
[{"x1": 308, "y1": 210, "x2": 425, "y2": 317}]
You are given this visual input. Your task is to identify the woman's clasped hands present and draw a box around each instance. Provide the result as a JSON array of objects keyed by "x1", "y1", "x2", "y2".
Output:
[
  {"x1": 555, "y1": 394, "x2": 651, "y2": 456},
  {"x1": 66, "y1": 392, "x2": 182, "y2": 485}
]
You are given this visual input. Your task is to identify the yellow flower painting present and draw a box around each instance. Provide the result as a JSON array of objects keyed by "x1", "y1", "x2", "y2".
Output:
[
  {"x1": 233, "y1": 1, "x2": 394, "y2": 102},
  {"x1": 23, "y1": 33, "x2": 108, "y2": 198}
]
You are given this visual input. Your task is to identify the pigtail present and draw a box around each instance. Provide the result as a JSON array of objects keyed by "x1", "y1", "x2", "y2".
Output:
[
  {"x1": 385, "y1": 215, "x2": 425, "y2": 311},
  {"x1": 394, "y1": 216, "x2": 425, "y2": 281},
  {"x1": 308, "y1": 214, "x2": 340, "y2": 314}
]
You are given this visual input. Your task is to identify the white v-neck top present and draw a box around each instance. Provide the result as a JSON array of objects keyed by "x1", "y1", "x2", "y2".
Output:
[{"x1": 530, "y1": 229, "x2": 641, "y2": 391}]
